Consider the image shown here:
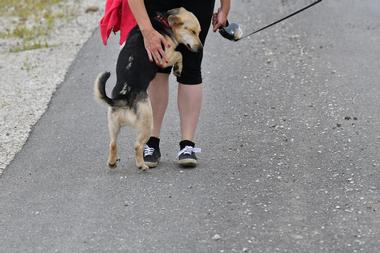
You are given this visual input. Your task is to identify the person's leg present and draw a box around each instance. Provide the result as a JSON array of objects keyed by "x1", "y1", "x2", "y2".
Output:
[
  {"x1": 177, "y1": 0, "x2": 215, "y2": 142},
  {"x1": 177, "y1": 83, "x2": 202, "y2": 141},
  {"x1": 177, "y1": 82, "x2": 202, "y2": 168},
  {"x1": 144, "y1": 73, "x2": 169, "y2": 168},
  {"x1": 147, "y1": 73, "x2": 170, "y2": 138},
  {"x1": 175, "y1": 0, "x2": 215, "y2": 167}
]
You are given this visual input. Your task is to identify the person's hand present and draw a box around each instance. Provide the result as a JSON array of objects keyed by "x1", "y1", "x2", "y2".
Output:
[
  {"x1": 212, "y1": 8, "x2": 228, "y2": 32},
  {"x1": 141, "y1": 28, "x2": 170, "y2": 65}
]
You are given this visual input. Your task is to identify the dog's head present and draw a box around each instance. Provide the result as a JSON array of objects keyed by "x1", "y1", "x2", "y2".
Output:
[{"x1": 167, "y1": 7, "x2": 203, "y2": 52}]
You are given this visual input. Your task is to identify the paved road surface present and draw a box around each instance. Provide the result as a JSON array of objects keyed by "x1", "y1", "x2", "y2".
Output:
[{"x1": 1, "y1": 0, "x2": 379, "y2": 252}]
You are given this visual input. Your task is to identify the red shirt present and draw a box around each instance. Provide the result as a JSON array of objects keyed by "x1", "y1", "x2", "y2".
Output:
[{"x1": 99, "y1": 0, "x2": 137, "y2": 45}]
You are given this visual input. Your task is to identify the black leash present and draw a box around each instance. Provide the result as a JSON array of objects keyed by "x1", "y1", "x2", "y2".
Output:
[{"x1": 220, "y1": 0, "x2": 323, "y2": 41}]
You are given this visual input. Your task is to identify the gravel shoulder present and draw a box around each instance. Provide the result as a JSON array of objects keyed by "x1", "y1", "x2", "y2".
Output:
[{"x1": 0, "y1": 0, "x2": 104, "y2": 174}]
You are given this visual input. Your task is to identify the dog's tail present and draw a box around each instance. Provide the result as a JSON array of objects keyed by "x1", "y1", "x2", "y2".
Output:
[{"x1": 94, "y1": 72, "x2": 114, "y2": 106}]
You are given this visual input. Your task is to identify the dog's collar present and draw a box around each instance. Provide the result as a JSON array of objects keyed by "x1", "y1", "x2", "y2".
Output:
[{"x1": 155, "y1": 12, "x2": 171, "y2": 29}]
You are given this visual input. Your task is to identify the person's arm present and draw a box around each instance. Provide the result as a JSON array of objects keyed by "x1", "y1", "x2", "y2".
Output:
[
  {"x1": 128, "y1": 0, "x2": 169, "y2": 64},
  {"x1": 212, "y1": 0, "x2": 231, "y2": 32}
]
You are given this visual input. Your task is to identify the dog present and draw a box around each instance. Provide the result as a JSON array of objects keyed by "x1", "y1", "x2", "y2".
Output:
[{"x1": 94, "y1": 7, "x2": 202, "y2": 170}]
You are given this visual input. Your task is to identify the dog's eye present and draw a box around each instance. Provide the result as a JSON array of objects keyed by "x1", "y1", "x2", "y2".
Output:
[
  {"x1": 184, "y1": 26, "x2": 188, "y2": 30},
  {"x1": 192, "y1": 31, "x2": 196, "y2": 35}
]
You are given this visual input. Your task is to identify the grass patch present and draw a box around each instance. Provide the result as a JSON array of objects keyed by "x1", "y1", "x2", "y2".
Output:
[
  {"x1": 10, "y1": 41, "x2": 51, "y2": 53},
  {"x1": 0, "y1": 0, "x2": 77, "y2": 52},
  {"x1": 0, "y1": 0, "x2": 61, "y2": 18},
  {"x1": 3, "y1": 23, "x2": 50, "y2": 40}
]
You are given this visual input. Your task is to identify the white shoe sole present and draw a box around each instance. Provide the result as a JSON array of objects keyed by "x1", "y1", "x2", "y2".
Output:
[
  {"x1": 177, "y1": 158, "x2": 197, "y2": 168},
  {"x1": 144, "y1": 158, "x2": 160, "y2": 168}
]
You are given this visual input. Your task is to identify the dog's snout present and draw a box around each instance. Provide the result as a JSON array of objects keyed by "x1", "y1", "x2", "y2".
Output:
[
  {"x1": 188, "y1": 42, "x2": 203, "y2": 52},
  {"x1": 193, "y1": 43, "x2": 203, "y2": 52}
]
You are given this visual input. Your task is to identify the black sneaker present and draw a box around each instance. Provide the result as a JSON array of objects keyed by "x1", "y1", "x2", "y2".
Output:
[
  {"x1": 144, "y1": 145, "x2": 161, "y2": 168},
  {"x1": 177, "y1": 146, "x2": 201, "y2": 168}
]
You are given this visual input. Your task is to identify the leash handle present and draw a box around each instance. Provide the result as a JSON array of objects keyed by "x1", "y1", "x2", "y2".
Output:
[{"x1": 239, "y1": 0, "x2": 323, "y2": 40}]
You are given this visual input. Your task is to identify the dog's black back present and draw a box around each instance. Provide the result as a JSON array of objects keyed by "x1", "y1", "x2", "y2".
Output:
[{"x1": 111, "y1": 17, "x2": 172, "y2": 108}]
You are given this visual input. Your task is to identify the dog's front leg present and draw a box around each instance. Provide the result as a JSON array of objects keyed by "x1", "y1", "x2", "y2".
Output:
[
  {"x1": 172, "y1": 52, "x2": 183, "y2": 77},
  {"x1": 107, "y1": 108, "x2": 121, "y2": 168},
  {"x1": 163, "y1": 51, "x2": 183, "y2": 77},
  {"x1": 134, "y1": 99, "x2": 153, "y2": 171}
]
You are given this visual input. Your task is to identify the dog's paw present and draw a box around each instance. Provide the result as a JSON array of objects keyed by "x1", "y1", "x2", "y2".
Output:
[
  {"x1": 138, "y1": 163, "x2": 149, "y2": 171},
  {"x1": 173, "y1": 64, "x2": 182, "y2": 77},
  {"x1": 108, "y1": 158, "x2": 120, "y2": 169},
  {"x1": 173, "y1": 70, "x2": 181, "y2": 77},
  {"x1": 108, "y1": 162, "x2": 117, "y2": 169}
]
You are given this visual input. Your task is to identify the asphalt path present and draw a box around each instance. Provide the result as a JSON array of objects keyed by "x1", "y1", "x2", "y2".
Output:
[{"x1": 1, "y1": 0, "x2": 379, "y2": 252}]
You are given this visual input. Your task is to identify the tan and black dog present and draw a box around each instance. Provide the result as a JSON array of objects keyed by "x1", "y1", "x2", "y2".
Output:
[{"x1": 94, "y1": 7, "x2": 202, "y2": 170}]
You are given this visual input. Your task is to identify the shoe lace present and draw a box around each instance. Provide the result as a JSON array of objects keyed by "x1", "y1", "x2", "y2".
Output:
[
  {"x1": 144, "y1": 145, "x2": 155, "y2": 156},
  {"x1": 177, "y1": 146, "x2": 201, "y2": 157}
]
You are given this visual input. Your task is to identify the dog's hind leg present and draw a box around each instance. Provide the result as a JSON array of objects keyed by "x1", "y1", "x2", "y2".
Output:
[
  {"x1": 107, "y1": 108, "x2": 121, "y2": 168},
  {"x1": 134, "y1": 99, "x2": 153, "y2": 171}
]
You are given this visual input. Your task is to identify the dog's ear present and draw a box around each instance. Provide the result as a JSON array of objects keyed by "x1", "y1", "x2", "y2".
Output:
[
  {"x1": 167, "y1": 7, "x2": 186, "y2": 27},
  {"x1": 167, "y1": 8, "x2": 180, "y2": 16},
  {"x1": 168, "y1": 14, "x2": 183, "y2": 27},
  {"x1": 167, "y1": 7, "x2": 185, "y2": 16}
]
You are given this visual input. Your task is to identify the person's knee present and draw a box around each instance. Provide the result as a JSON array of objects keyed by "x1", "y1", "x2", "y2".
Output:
[
  {"x1": 151, "y1": 73, "x2": 170, "y2": 86},
  {"x1": 177, "y1": 67, "x2": 202, "y2": 85}
]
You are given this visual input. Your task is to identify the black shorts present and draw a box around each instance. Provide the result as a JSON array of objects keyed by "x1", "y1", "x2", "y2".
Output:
[{"x1": 144, "y1": 0, "x2": 216, "y2": 84}]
